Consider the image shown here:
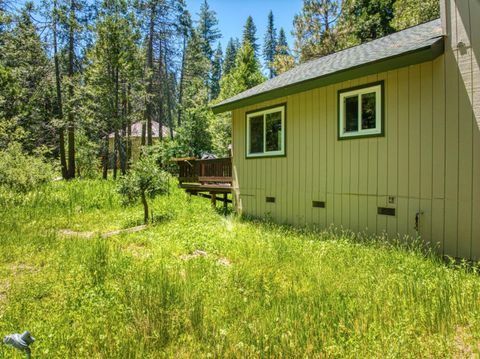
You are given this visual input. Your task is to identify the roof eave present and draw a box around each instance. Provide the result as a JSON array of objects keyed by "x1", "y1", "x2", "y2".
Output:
[{"x1": 212, "y1": 36, "x2": 444, "y2": 114}]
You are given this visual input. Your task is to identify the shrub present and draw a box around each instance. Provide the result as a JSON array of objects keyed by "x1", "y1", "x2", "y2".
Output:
[
  {"x1": 0, "y1": 142, "x2": 57, "y2": 193},
  {"x1": 152, "y1": 139, "x2": 182, "y2": 175},
  {"x1": 117, "y1": 151, "x2": 170, "y2": 224},
  {"x1": 76, "y1": 131, "x2": 100, "y2": 179}
]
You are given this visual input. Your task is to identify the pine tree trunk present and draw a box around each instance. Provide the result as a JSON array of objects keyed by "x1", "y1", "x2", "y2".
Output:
[
  {"x1": 113, "y1": 130, "x2": 118, "y2": 180},
  {"x1": 141, "y1": 121, "x2": 146, "y2": 146},
  {"x1": 66, "y1": 0, "x2": 76, "y2": 179},
  {"x1": 177, "y1": 36, "x2": 187, "y2": 126},
  {"x1": 141, "y1": 191, "x2": 149, "y2": 224},
  {"x1": 126, "y1": 84, "x2": 132, "y2": 166},
  {"x1": 163, "y1": 48, "x2": 175, "y2": 140},
  {"x1": 158, "y1": 38, "x2": 164, "y2": 141},
  {"x1": 120, "y1": 84, "x2": 127, "y2": 175},
  {"x1": 102, "y1": 136, "x2": 109, "y2": 180},
  {"x1": 113, "y1": 64, "x2": 120, "y2": 179},
  {"x1": 145, "y1": 3, "x2": 155, "y2": 146},
  {"x1": 53, "y1": 0, "x2": 68, "y2": 179}
]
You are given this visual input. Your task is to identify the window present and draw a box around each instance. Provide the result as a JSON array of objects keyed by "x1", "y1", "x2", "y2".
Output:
[
  {"x1": 246, "y1": 105, "x2": 285, "y2": 157},
  {"x1": 338, "y1": 82, "x2": 383, "y2": 139}
]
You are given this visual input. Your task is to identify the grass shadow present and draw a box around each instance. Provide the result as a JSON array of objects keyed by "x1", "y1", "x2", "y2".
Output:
[
  {"x1": 214, "y1": 205, "x2": 234, "y2": 217},
  {"x1": 122, "y1": 211, "x2": 176, "y2": 228}
]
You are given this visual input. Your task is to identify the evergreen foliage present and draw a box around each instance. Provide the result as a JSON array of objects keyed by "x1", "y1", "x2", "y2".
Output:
[
  {"x1": 0, "y1": 0, "x2": 442, "y2": 182},
  {"x1": 293, "y1": 0, "x2": 343, "y2": 62},
  {"x1": 1, "y1": 7, "x2": 54, "y2": 152},
  {"x1": 272, "y1": 26, "x2": 295, "y2": 75},
  {"x1": 181, "y1": 30, "x2": 210, "y2": 110},
  {"x1": 196, "y1": 0, "x2": 221, "y2": 100},
  {"x1": 263, "y1": 10, "x2": 277, "y2": 78},
  {"x1": 391, "y1": 0, "x2": 440, "y2": 30},
  {"x1": 86, "y1": 0, "x2": 142, "y2": 179},
  {"x1": 342, "y1": 0, "x2": 396, "y2": 43},
  {"x1": 210, "y1": 43, "x2": 223, "y2": 100},
  {"x1": 177, "y1": 29, "x2": 213, "y2": 157},
  {"x1": 197, "y1": 0, "x2": 221, "y2": 60},
  {"x1": 213, "y1": 41, "x2": 265, "y2": 156},
  {"x1": 293, "y1": 0, "x2": 440, "y2": 63},
  {"x1": 219, "y1": 41, "x2": 264, "y2": 100},
  {"x1": 277, "y1": 27, "x2": 289, "y2": 55},
  {"x1": 176, "y1": 106, "x2": 213, "y2": 157},
  {"x1": 242, "y1": 16, "x2": 259, "y2": 56},
  {"x1": 223, "y1": 37, "x2": 239, "y2": 75}
]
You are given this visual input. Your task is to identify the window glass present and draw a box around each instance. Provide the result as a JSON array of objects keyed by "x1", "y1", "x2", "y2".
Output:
[
  {"x1": 338, "y1": 83, "x2": 382, "y2": 139},
  {"x1": 361, "y1": 92, "x2": 376, "y2": 129},
  {"x1": 345, "y1": 96, "x2": 358, "y2": 132},
  {"x1": 249, "y1": 115, "x2": 264, "y2": 153},
  {"x1": 265, "y1": 111, "x2": 282, "y2": 152}
]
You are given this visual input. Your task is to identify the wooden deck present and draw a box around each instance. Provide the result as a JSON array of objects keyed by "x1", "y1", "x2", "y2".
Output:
[{"x1": 172, "y1": 157, "x2": 232, "y2": 207}]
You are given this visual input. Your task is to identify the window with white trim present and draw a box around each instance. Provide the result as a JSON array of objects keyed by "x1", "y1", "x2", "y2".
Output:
[
  {"x1": 246, "y1": 105, "x2": 285, "y2": 157},
  {"x1": 338, "y1": 82, "x2": 383, "y2": 139}
]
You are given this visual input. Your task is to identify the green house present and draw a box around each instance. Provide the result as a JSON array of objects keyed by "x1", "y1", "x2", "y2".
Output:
[{"x1": 212, "y1": 0, "x2": 480, "y2": 260}]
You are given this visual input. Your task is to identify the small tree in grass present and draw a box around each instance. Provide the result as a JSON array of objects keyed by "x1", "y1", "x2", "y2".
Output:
[{"x1": 117, "y1": 152, "x2": 170, "y2": 224}]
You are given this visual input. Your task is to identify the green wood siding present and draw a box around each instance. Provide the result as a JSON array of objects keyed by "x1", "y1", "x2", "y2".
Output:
[{"x1": 231, "y1": 0, "x2": 479, "y2": 259}]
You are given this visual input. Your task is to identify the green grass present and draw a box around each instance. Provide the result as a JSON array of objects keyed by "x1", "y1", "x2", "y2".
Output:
[{"x1": 1, "y1": 179, "x2": 480, "y2": 358}]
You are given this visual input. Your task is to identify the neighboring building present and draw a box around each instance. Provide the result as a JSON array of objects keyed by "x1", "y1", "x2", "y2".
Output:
[
  {"x1": 108, "y1": 121, "x2": 175, "y2": 162},
  {"x1": 212, "y1": 0, "x2": 480, "y2": 259}
]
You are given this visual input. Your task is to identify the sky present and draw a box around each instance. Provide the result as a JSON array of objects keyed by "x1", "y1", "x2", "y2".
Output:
[{"x1": 186, "y1": 0, "x2": 302, "y2": 56}]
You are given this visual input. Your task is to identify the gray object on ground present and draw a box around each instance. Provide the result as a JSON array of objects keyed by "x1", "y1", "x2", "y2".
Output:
[{"x1": 3, "y1": 331, "x2": 35, "y2": 357}]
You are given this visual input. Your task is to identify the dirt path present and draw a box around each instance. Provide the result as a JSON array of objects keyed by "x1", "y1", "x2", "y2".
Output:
[{"x1": 58, "y1": 225, "x2": 147, "y2": 239}]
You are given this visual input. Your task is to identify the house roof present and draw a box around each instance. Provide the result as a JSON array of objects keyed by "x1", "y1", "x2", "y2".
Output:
[
  {"x1": 108, "y1": 121, "x2": 175, "y2": 138},
  {"x1": 212, "y1": 19, "x2": 444, "y2": 114}
]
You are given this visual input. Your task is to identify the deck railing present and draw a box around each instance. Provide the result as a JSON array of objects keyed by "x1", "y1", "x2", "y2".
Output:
[{"x1": 175, "y1": 157, "x2": 232, "y2": 185}]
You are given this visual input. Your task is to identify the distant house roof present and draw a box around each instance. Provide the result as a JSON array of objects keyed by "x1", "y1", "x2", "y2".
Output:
[
  {"x1": 212, "y1": 19, "x2": 444, "y2": 114},
  {"x1": 108, "y1": 121, "x2": 175, "y2": 139}
]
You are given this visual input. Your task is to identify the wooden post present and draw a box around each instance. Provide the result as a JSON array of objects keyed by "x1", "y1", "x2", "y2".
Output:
[
  {"x1": 210, "y1": 192, "x2": 216, "y2": 207},
  {"x1": 223, "y1": 193, "x2": 228, "y2": 209}
]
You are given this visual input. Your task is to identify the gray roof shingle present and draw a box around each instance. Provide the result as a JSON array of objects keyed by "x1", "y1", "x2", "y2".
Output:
[
  {"x1": 108, "y1": 121, "x2": 175, "y2": 138},
  {"x1": 213, "y1": 19, "x2": 443, "y2": 113}
]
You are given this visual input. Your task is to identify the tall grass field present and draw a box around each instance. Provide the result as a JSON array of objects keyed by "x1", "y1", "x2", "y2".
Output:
[{"x1": 0, "y1": 179, "x2": 479, "y2": 358}]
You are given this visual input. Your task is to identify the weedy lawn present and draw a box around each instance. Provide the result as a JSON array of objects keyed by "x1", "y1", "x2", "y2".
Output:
[{"x1": 0, "y1": 180, "x2": 479, "y2": 358}]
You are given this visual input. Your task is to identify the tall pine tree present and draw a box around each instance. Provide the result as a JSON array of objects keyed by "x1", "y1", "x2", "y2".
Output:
[
  {"x1": 242, "y1": 16, "x2": 259, "y2": 57},
  {"x1": 210, "y1": 42, "x2": 222, "y2": 100},
  {"x1": 1, "y1": 5, "x2": 54, "y2": 152},
  {"x1": 197, "y1": 0, "x2": 221, "y2": 60},
  {"x1": 293, "y1": 0, "x2": 343, "y2": 62},
  {"x1": 87, "y1": 0, "x2": 141, "y2": 179},
  {"x1": 176, "y1": 29, "x2": 212, "y2": 156},
  {"x1": 272, "y1": 27, "x2": 295, "y2": 75},
  {"x1": 213, "y1": 41, "x2": 265, "y2": 156},
  {"x1": 263, "y1": 10, "x2": 277, "y2": 78},
  {"x1": 223, "y1": 37, "x2": 239, "y2": 75},
  {"x1": 176, "y1": 0, "x2": 192, "y2": 125},
  {"x1": 277, "y1": 27, "x2": 288, "y2": 55},
  {"x1": 196, "y1": 0, "x2": 221, "y2": 100},
  {"x1": 341, "y1": 0, "x2": 396, "y2": 43}
]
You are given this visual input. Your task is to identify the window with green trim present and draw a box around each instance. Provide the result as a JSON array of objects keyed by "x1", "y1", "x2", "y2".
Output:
[
  {"x1": 246, "y1": 105, "x2": 285, "y2": 157},
  {"x1": 338, "y1": 82, "x2": 383, "y2": 139}
]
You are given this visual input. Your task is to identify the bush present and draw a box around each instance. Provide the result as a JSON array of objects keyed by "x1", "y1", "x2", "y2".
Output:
[{"x1": 0, "y1": 142, "x2": 57, "y2": 193}]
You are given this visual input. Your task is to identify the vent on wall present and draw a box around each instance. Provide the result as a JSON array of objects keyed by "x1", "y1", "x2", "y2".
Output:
[
  {"x1": 312, "y1": 201, "x2": 325, "y2": 208},
  {"x1": 266, "y1": 197, "x2": 276, "y2": 203},
  {"x1": 377, "y1": 207, "x2": 395, "y2": 216}
]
